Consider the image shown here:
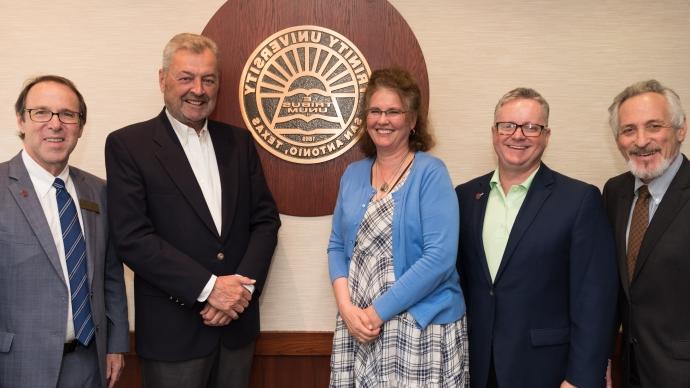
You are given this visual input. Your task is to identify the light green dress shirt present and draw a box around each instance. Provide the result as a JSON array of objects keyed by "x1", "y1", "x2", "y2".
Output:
[{"x1": 482, "y1": 167, "x2": 540, "y2": 281}]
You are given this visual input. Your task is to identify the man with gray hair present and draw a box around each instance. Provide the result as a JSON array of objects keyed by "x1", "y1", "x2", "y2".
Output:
[
  {"x1": 603, "y1": 79, "x2": 690, "y2": 387},
  {"x1": 105, "y1": 33, "x2": 280, "y2": 387},
  {"x1": 456, "y1": 87, "x2": 618, "y2": 387}
]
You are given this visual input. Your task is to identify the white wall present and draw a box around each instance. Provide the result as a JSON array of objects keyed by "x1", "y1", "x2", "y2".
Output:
[{"x1": 1, "y1": 0, "x2": 689, "y2": 330}]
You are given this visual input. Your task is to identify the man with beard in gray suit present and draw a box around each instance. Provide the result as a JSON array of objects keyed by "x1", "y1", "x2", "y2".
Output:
[{"x1": 0, "y1": 75, "x2": 129, "y2": 387}]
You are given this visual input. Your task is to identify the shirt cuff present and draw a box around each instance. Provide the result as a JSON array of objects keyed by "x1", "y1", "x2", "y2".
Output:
[
  {"x1": 236, "y1": 274, "x2": 255, "y2": 294},
  {"x1": 197, "y1": 274, "x2": 217, "y2": 302}
]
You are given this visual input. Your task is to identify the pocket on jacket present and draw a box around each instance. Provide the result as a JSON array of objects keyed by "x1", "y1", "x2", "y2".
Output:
[
  {"x1": 530, "y1": 327, "x2": 570, "y2": 347},
  {"x1": 0, "y1": 332, "x2": 14, "y2": 353},
  {"x1": 671, "y1": 340, "x2": 690, "y2": 360}
]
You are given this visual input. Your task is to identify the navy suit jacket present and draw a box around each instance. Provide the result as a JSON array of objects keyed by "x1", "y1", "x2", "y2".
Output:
[
  {"x1": 456, "y1": 164, "x2": 618, "y2": 388},
  {"x1": 603, "y1": 155, "x2": 690, "y2": 387},
  {"x1": 105, "y1": 110, "x2": 280, "y2": 361}
]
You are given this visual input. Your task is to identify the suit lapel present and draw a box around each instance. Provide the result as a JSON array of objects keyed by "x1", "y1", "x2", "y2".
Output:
[
  {"x1": 152, "y1": 111, "x2": 218, "y2": 237},
  {"x1": 209, "y1": 122, "x2": 238, "y2": 241},
  {"x1": 613, "y1": 173, "x2": 635, "y2": 293},
  {"x1": 71, "y1": 170, "x2": 96, "y2": 286},
  {"x1": 471, "y1": 175, "x2": 493, "y2": 285},
  {"x1": 495, "y1": 164, "x2": 554, "y2": 282},
  {"x1": 633, "y1": 156, "x2": 690, "y2": 281},
  {"x1": 7, "y1": 154, "x2": 65, "y2": 283}
]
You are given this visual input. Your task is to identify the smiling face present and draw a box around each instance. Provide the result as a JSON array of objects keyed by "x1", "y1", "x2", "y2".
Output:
[
  {"x1": 17, "y1": 81, "x2": 83, "y2": 176},
  {"x1": 492, "y1": 98, "x2": 550, "y2": 177},
  {"x1": 366, "y1": 88, "x2": 417, "y2": 156},
  {"x1": 615, "y1": 92, "x2": 687, "y2": 182},
  {"x1": 159, "y1": 48, "x2": 219, "y2": 130}
]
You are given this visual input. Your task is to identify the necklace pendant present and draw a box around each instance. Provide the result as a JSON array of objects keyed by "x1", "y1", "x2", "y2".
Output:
[{"x1": 380, "y1": 182, "x2": 390, "y2": 192}]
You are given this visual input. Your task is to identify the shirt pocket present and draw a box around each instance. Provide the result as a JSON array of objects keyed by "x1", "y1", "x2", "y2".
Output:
[{"x1": 0, "y1": 331, "x2": 14, "y2": 353}]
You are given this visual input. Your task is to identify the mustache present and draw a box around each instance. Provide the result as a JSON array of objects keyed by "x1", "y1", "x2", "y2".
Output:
[
  {"x1": 628, "y1": 146, "x2": 660, "y2": 156},
  {"x1": 183, "y1": 93, "x2": 209, "y2": 102}
]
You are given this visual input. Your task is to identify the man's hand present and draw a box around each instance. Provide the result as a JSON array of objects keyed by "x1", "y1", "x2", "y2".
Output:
[
  {"x1": 200, "y1": 304, "x2": 233, "y2": 326},
  {"x1": 560, "y1": 380, "x2": 577, "y2": 388},
  {"x1": 606, "y1": 358, "x2": 613, "y2": 388},
  {"x1": 206, "y1": 275, "x2": 255, "y2": 315},
  {"x1": 105, "y1": 353, "x2": 125, "y2": 388},
  {"x1": 339, "y1": 303, "x2": 380, "y2": 343}
]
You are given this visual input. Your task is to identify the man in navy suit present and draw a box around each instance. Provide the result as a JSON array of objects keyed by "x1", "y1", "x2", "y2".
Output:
[
  {"x1": 105, "y1": 33, "x2": 280, "y2": 388},
  {"x1": 456, "y1": 88, "x2": 618, "y2": 387}
]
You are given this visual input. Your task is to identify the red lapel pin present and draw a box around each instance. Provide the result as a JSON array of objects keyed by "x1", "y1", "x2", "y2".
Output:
[{"x1": 20, "y1": 189, "x2": 28, "y2": 198}]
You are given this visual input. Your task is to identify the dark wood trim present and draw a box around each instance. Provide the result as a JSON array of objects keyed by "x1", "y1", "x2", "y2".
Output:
[
  {"x1": 254, "y1": 331, "x2": 333, "y2": 356},
  {"x1": 118, "y1": 331, "x2": 622, "y2": 388},
  {"x1": 117, "y1": 331, "x2": 333, "y2": 388}
]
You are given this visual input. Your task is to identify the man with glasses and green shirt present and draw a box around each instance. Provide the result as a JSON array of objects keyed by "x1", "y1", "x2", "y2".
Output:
[{"x1": 456, "y1": 88, "x2": 618, "y2": 388}]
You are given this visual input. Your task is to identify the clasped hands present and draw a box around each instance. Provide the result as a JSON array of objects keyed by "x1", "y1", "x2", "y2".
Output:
[
  {"x1": 339, "y1": 302, "x2": 383, "y2": 343},
  {"x1": 201, "y1": 274, "x2": 255, "y2": 326}
]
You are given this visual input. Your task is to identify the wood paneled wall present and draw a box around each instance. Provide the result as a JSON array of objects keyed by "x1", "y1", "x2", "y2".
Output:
[
  {"x1": 116, "y1": 332, "x2": 333, "y2": 388},
  {"x1": 115, "y1": 331, "x2": 622, "y2": 388}
]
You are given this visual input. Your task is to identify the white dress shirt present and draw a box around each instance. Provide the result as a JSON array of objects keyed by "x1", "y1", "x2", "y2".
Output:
[
  {"x1": 22, "y1": 150, "x2": 83, "y2": 342},
  {"x1": 166, "y1": 111, "x2": 255, "y2": 298},
  {"x1": 166, "y1": 110, "x2": 222, "y2": 301}
]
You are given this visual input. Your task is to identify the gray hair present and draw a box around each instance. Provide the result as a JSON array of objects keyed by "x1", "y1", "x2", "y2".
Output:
[
  {"x1": 494, "y1": 87, "x2": 550, "y2": 125},
  {"x1": 162, "y1": 33, "x2": 219, "y2": 71},
  {"x1": 608, "y1": 79, "x2": 686, "y2": 137}
]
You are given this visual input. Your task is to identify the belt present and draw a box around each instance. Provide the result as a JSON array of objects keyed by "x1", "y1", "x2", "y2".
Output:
[{"x1": 63, "y1": 340, "x2": 79, "y2": 354}]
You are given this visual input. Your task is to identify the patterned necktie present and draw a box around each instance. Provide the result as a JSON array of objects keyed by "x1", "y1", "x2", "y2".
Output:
[
  {"x1": 53, "y1": 178, "x2": 95, "y2": 346},
  {"x1": 626, "y1": 185, "x2": 651, "y2": 282}
]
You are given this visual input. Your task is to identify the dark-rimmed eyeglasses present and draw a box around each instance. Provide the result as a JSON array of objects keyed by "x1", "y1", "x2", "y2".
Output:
[
  {"x1": 24, "y1": 108, "x2": 81, "y2": 124},
  {"x1": 366, "y1": 108, "x2": 407, "y2": 120},
  {"x1": 494, "y1": 122, "x2": 547, "y2": 137}
]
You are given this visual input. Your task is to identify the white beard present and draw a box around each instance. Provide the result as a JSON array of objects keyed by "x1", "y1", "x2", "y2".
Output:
[{"x1": 628, "y1": 154, "x2": 672, "y2": 181}]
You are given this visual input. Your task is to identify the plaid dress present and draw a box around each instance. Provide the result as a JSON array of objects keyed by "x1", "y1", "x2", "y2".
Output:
[{"x1": 330, "y1": 168, "x2": 469, "y2": 387}]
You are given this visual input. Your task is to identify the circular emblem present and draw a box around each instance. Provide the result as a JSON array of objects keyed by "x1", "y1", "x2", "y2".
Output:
[{"x1": 239, "y1": 25, "x2": 371, "y2": 164}]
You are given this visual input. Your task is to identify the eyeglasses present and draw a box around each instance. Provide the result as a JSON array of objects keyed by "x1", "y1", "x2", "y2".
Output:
[
  {"x1": 24, "y1": 108, "x2": 81, "y2": 124},
  {"x1": 366, "y1": 108, "x2": 407, "y2": 120},
  {"x1": 494, "y1": 122, "x2": 547, "y2": 137}
]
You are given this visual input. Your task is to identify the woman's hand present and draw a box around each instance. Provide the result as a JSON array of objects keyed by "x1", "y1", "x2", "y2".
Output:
[
  {"x1": 339, "y1": 302, "x2": 381, "y2": 343},
  {"x1": 363, "y1": 305, "x2": 384, "y2": 329}
]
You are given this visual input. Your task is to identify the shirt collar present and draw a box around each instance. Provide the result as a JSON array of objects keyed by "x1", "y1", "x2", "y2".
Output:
[
  {"x1": 21, "y1": 149, "x2": 70, "y2": 198},
  {"x1": 633, "y1": 152, "x2": 683, "y2": 203},
  {"x1": 490, "y1": 165, "x2": 540, "y2": 192},
  {"x1": 165, "y1": 109, "x2": 209, "y2": 147}
]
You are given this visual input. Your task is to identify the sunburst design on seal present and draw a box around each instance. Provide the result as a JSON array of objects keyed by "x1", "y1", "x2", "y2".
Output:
[{"x1": 240, "y1": 25, "x2": 370, "y2": 164}]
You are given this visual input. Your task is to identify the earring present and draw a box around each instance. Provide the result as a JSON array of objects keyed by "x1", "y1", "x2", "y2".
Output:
[{"x1": 410, "y1": 128, "x2": 416, "y2": 136}]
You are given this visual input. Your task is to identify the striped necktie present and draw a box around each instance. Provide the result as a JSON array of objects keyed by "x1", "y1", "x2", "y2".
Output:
[{"x1": 53, "y1": 178, "x2": 95, "y2": 346}]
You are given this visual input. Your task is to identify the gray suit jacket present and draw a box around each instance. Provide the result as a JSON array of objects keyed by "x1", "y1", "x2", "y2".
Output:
[{"x1": 0, "y1": 153, "x2": 129, "y2": 387}]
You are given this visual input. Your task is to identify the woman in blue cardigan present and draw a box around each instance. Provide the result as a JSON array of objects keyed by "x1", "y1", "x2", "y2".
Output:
[{"x1": 328, "y1": 68, "x2": 468, "y2": 387}]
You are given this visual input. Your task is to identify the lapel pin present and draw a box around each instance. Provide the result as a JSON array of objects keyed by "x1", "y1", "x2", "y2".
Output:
[
  {"x1": 20, "y1": 189, "x2": 28, "y2": 198},
  {"x1": 475, "y1": 192, "x2": 485, "y2": 200}
]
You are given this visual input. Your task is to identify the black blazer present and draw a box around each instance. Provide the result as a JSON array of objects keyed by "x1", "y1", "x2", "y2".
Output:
[
  {"x1": 105, "y1": 110, "x2": 280, "y2": 361},
  {"x1": 457, "y1": 164, "x2": 618, "y2": 388},
  {"x1": 602, "y1": 155, "x2": 690, "y2": 387}
]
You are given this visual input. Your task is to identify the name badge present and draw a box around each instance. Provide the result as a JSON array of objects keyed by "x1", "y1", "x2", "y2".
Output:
[{"x1": 79, "y1": 199, "x2": 100, "y2": 214}]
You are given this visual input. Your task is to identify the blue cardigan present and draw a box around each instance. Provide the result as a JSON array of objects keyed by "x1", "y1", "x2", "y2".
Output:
[{"x1": 328, "y1": 151, "x2": 466, "y2": 329}]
